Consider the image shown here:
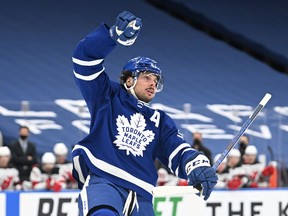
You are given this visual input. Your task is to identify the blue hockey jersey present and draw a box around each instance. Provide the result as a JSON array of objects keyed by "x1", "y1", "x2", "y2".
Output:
[{"x1": 71, "y1": 23, "x2": 198, "y2": 202}]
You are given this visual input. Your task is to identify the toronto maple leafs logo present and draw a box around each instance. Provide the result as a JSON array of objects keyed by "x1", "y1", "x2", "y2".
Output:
[{"x1": 113, "y1": 113, "x2": 155, "y2": 157}]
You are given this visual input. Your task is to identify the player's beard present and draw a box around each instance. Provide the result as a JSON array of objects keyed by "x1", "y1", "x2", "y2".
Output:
[{"x1": 136, "y1": 91, "x2": 155, "y2": 103}]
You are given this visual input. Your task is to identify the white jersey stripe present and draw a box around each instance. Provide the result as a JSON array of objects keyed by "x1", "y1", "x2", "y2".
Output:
[
  {"x1": 73, "y1": 145, "x2": 155, "y2": 195},
  {"x1": 168, "y1": 143, "x2": 191, "y2": 173},
  {"x1": 80, "y1": 175, "x2": 90, "y2": 216},
  {"x1": 174, "y1": 148, "x2": 192, "y2": 176},
  {"x1": 73, "y1": 156, "x2": 85, "y2": 184},
  {"x1": 73, "y1": 67, "x2": 104, "y2": 81},
  {"x1": 72, "y1": 57, "x2": 103, "y2": 66}
]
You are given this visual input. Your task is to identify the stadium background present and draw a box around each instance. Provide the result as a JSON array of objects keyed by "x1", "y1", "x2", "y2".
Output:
[{"x1": 1, "y1": 0, "x2": 288, "y2": 182}]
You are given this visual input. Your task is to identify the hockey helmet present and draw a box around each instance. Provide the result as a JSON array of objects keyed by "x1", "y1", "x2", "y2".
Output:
[
  {"x1": 0, "y1": 146, "x2": 11, "y2": 157},
  {"x1": 53, "y1": 143, "x2": 68, "y2": 156},
  {"x1": 245, "y1": 145, "x2": 258, "y2": 155},
  {"x1": 213, "y1": 153, "x2": 227, "y2": 164},
  {"x1": 120, "y1": 56, "x2": 163, "y2": 92},
  {"x1": 41, "y1": 152, "x2": 56, "y2": 164},
  {"x1": 228, "y1": 149, "x2": 241, "y2": 158}
]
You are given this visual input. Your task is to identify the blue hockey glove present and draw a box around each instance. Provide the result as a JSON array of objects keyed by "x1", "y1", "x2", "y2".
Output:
[
  {"x1": 109, "y1": 11, "x2": 142, "y2": 46},
  {"x1": 185, "y1": 154, "x2": 218, "y2": 201}
]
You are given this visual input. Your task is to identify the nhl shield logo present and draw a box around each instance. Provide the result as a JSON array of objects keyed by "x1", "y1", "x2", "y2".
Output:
[{"x1": 113, "y1": 113, "x2": 155, "y2": 157}]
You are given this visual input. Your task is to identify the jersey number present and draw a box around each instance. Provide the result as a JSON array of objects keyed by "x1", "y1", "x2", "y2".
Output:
[{"x1": 150, "y1": 111, "x2": 160, "y2": 128}]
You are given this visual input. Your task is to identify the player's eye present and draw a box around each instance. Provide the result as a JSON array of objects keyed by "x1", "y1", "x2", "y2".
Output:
[
  {"x1": 143, "y1": 74, "x2": 151, "y2": 81},
  {"x1": 141, "y1": 73, "x2": 158, "y2": 85}
]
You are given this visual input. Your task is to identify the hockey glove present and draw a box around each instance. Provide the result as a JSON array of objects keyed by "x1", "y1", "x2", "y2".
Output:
[
  {"x1": 1, "y1": 177, "x2": 13, "y2": 190},
  {"x1": 227, "y1": 177, "x2": 242, "y2": 190},
  {"x1": 250, "y1": 181, "x2": 258, "y2": 188},
  {"x1": 262, "y1": 165, "x2": 274, "y2": 177},
  {"x1": 52, "y1": 181, "x2": 62, "y2": 192},
  {"x1": 185, "y1": 154, "x2": 218, "y2": 201},
  {"x1": 109, "y1": 11, "x2": 142, "y2": 46},
  {"x1": 178, "y1": 179, "x2": 188, "y2": 186}
]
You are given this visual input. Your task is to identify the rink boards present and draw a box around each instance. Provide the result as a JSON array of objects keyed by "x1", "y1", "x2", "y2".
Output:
[{"x1": 0, "y1": 188, "x2": 288, "y2": 216}]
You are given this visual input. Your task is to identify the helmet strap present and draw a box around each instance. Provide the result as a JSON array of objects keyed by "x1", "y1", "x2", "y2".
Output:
[{"x1": 124, "y1": 77, "x2": 138, "y2": 99}]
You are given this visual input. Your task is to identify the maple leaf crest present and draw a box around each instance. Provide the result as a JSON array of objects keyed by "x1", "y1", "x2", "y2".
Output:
[{"x1": 113, "y1": 113, "x2": 155, "y2": 157}]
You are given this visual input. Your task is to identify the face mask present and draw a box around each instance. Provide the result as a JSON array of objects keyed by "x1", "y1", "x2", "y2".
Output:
[
  {"x1": 193, "y1": 139, "x2": 202, "y2": 145},
  {"x1": 20, "y1": 135, "x2": 28, "y2": 140},
  {"x1": 239, "y1": 142, "x2": 246, "y2": 149}
]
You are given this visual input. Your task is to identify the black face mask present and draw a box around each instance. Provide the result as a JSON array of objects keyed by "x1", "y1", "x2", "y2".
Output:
[
  {"x1": 239, "y1": 142, "x2": 246, "y2": 150},
  {"x1": 193, "y1": 139, "x2": 202, "y2": 145},
  {"x1": 20, "y1": 135, "x2": 28, "y2": 140}
]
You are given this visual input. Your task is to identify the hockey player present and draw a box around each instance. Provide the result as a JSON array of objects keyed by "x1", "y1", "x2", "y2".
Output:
[
  {"x1": 71, "y1": 11, "x2": 218, "y2": 216},
  {"x1": 0, "y1": 146, "x2": 21, "y2": 190},
  {"x1": 53, "y1": 143, "x2": 77, "y2": 189},
  {"x1": 30, "y1": 152, "x2": 66, "y2": 192},
  {"x1": 242, "y1": 145, "x2": 274, "y2": 188}
]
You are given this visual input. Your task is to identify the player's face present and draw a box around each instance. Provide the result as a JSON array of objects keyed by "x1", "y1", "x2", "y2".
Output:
[
  {"x1": 218, "y1": 162, "x2": 226, "y2": 173},
  {"x1": 0, "y1": 156, "x2": 10, "y2": 168},
  {"x1": 228, "y1": 156, "x2": 240, "y2": 167},
  {"x1": 134, "y1": 72, "x2": 158, "y2": 103},
  {"x1": 42, "y1": 163, "x2": 54, "y2": 171},
  {"x1": 56, "y1": 155, "x2": 67, "y2": 164},
  {"x1": 243, "y1": 154, "x2": 257, "y2": 164}
]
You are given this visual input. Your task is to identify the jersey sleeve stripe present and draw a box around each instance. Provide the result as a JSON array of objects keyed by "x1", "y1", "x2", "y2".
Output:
[
  {"x1": 73, "y1": 155, "x2": 86, "y2": 184},
  {"x1": 73, "y1": 145, "x2": 155, "y2": 195},
  {"x1": 73, "y1": 67, "x2": 105, "y2": 81},
  {"x1": 174, "y1": 148, "x2": 192, "y2": 176},
  {"x1": 168, "y1": 143, "x2": 191, "y2": 173},
  {"x1": 72, "y1": 57, "x2": 104, "y2": 66}
]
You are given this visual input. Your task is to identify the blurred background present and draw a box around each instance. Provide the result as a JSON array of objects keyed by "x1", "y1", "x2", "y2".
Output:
[{"x1": 1, "y1": 0, "x2": 288, "y2": 185}]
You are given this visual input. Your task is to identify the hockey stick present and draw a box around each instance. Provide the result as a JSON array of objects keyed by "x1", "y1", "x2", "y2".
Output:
[
  {"x1": 212, "y1": 93, "x2": 271, "y2": 170},
  {"x1": 152, "y1": 93, "x2": 272, "y2": 196}
]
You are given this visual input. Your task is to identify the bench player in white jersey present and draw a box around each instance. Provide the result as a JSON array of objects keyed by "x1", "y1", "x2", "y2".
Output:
[
  {"x1": 53, "y1": 143, "x2": 77, "y2": 189},
  {"x1": 0, "y1": 146, "x2": 21, "y2": 190},
  {"x1": 30, "y1": 152, "x2": 66, "y2": 191},
  {"x1": 71, "y1": 11, "x2": 218, "y2": 216}
]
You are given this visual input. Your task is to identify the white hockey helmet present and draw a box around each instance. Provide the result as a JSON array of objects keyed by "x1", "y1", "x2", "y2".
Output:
[
  {"x1": 213, "y1": 153, "x2": 227, "y2": 164},
  {"x1": 41, "y1": 152, "x2": 56, "y2": 164},
  {"x1": 228, "y1": 149, "x2": 241, "y2": 158},
  {"x1": 0, "y1": 146, "x2": 11, "y2": 157},
  {"x1": 245, "y1": 145, "x2": 258, "y2": 155},
  {"x1": 53, "y1": 143, "x2": 68, "y2": 156}
]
